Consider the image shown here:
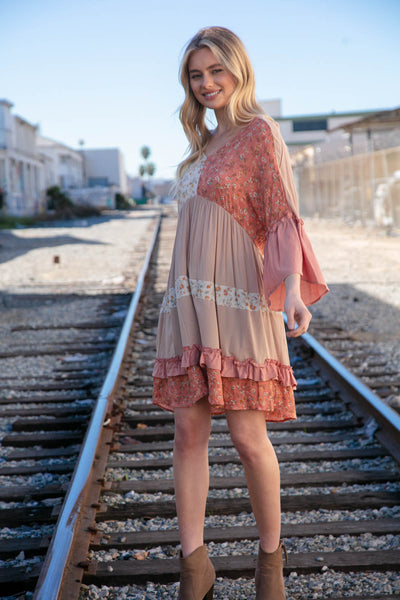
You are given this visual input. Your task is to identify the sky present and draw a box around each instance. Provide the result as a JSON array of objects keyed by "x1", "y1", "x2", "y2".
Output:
[{"x1": 1, "y1": 0, "x2": 400, "y2": 180}]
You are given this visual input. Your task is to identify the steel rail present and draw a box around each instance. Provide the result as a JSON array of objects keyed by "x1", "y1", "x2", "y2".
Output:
[
  {"x1": 33, "y1": 212, "x2": 161, "y2": 600},
  {"x1": 286, "y1": 314, "x2": 400, "y2": 461}
]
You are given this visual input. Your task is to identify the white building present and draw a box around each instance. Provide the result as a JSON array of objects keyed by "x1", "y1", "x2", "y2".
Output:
[
  {"x1": 82, "y1": 148, "x2": 128, "y2": 195},
  {"x1": 127, "y1": 175, "x2": 144, "y2": 200},
  {"x1": 0, "y1": 99, "x2": 45, "y2": 216},
  {"x1": 260, "y1": 99, "x2": 381, "y2": 154},
  {"x1": 37, "y1": 136, "x2": 84, "y2": 191}
]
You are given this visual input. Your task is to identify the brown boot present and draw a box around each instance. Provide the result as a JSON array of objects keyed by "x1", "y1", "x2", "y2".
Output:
[
  {"x1": 255, "y1": 540, "x2": 288, "y2": 600},
  {"x1": 178, "y1": 544, "x2": 215, "y2": 600}
]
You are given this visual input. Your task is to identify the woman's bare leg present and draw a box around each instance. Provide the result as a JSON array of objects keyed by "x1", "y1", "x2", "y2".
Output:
[
  {"x1": 173, "y1": 397, "x2": 211, "y2": 557},
  {"x1": 226, "y1": 409, "x2": 281, "y2": 552}
]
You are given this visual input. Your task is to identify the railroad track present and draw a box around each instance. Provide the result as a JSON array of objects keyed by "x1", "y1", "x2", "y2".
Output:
[
  {"x1": 307, "y1": 320, "x2": 400, "y2": 409},
  {"x1": 0, "y1": 213, "x2": 160, "y2": 600},
  {"x1": 0, "y1": 293, "x2": 133, "y2": 599},
  {"x1": 2, "y1": 208, "x2": 400, "y2": 600}
]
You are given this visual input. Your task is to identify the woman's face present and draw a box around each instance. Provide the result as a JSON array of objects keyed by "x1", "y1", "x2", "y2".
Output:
[{"x1": 188, "y1": 47, "x2": 236, "y2": 111}]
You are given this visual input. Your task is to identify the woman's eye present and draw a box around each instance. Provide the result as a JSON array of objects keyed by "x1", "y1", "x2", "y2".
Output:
[
  {"x1": 212, "y1": 69, "x2": 223, "y2": 74},
  {"x1": 190, "y1": 74, "x2": 201, "y2": 79}
]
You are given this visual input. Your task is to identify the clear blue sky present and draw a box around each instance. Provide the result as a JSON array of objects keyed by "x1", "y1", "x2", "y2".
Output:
[{"x1": 1, "y1": 0, "x2": 399, "y2": 179}]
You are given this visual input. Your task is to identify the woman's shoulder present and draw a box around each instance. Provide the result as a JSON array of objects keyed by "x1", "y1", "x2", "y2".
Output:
[
  {"x1": 243, "y1": 115, "x2": 282, "y2": 153},
  {"x1": 250, "y1": 114, "x2": 281, "y2": 136}
]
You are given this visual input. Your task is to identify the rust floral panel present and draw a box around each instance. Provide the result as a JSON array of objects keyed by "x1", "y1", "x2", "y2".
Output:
[{"x1": 198, "y1": 117, "x2": 292, "y2": 254}]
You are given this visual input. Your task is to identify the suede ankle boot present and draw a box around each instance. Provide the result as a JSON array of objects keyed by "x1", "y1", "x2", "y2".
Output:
[
  {"x1": 178, "y1": 544, "x2": 215, "y2": 600},
  {"x1": 255, "y1": 540, "x2": 288, "y2": 600}
]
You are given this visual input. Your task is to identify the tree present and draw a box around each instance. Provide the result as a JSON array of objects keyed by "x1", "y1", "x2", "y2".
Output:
[
  {"x1": 140, "y1": 146, "x2": 151, "y2": 161},
  {"x1": 139, "y1": 146, "x2": 157, "y2": 199},
  {"x1": 146, "y1": 162, "x2": 156, "y2": 177}
]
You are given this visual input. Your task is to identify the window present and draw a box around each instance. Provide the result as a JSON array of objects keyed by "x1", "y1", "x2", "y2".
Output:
[
  {"x1": 88, "y1": 177, "x2": 109, "y2": 187},
  {"x1": 293, "y1": 119, "x2": 327, "y2": 132}
]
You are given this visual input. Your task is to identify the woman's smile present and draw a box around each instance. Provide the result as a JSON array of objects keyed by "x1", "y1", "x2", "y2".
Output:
[{"x1": 203, "y1": 90, "x2": 221, "y2": 98}]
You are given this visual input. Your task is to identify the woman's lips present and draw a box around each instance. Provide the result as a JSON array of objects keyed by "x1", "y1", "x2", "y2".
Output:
[{"x1": 203, "y1": 90, "x2": 221, "y2": 98}]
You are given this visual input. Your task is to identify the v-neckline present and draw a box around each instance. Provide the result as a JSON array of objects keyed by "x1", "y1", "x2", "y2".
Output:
[{"x1": 203, "y1": 118, "x2": 257, "y2": 160}]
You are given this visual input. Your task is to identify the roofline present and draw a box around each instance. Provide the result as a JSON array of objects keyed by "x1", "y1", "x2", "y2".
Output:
[
  {"x1": 286, "y1": 140, "x2": 325, "y2": 146},
  {"x1": 274, "y1": 109, "x2": 387, "y2": 122},
  {"x1": 82, "y1": 147, "x2": 121, "y2": 152},
  {"x1": 328, "y1": 106, "x2": 400, "y2": 132},
  {"x1": 14, "y1": 114, "x2": 39, "y2": 130},
  {"x1": 0, "y1": 99, "x2": 14, "y2": 109},
  {"x1": 37, "y1": 135, "x2": 82, "y2": 154}
]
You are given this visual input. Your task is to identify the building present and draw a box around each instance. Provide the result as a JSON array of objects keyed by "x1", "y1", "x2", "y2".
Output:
[
  {"x1": 0, "y1": 98, "x2": 132, "y2": 214},
  {"x1": 37, "y1": 136, "x2": 84, "y2": 191},
  {"x1": 82, "y1": 148, "x2": 128, "y2": 195},
  {"x1": 287, "y1": 106, "x2": 400, "y2": 227},
  {"x1": 328, "y1": 106, "x2": 400, "y2": 154},
  {"x1": 127, "y1": 175, "x2": 144, "y2": 200},
  {"x1": 0, "y1": 99, "x2": 45, "y2": 216},
  {"x1": 260, "y1": 99, "x2": 382, "y2": 154}
]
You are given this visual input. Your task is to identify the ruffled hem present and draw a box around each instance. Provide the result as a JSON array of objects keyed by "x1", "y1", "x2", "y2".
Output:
[
  {"x1": 153, "y1": 344, "x2": 297, "y2": 388},
  {"x1": 263, "y1": 213, "x2": 329, "y2": 312},
  {"x1": 153, "y1": 366, "x2": 296, "y2": 422}
]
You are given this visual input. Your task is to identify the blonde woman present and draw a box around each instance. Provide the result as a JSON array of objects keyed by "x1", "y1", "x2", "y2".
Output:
[{"x1": 153, "y1": 26, "x2": 328, "y2": 600}]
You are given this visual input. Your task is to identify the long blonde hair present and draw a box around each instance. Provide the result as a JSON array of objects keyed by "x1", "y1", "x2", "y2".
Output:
[{"x1": 176, "y1": 26, "x2": 264, "y2": 179}]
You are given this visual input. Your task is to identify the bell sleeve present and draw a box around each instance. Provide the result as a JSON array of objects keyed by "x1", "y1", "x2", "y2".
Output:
[{"x1": 262, "y1": 119, "x2": 329, "y2": 312}]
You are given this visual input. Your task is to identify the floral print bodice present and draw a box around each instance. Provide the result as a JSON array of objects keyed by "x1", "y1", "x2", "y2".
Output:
[{"x1": 175, "y1": 117, "x2": 295, "y2": 255}]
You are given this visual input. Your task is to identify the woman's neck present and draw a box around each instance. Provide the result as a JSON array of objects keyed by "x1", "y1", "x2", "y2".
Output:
[{"x1": 214, "y1": 109, "x2": 235, "y2": 135}]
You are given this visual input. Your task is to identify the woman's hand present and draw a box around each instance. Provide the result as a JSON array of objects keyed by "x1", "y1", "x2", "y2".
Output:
[{"x1": 284, "y1": 274, "x2": 312, "y2": 338}]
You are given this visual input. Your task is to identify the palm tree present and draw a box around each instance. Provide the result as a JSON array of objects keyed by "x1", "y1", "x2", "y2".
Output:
[
  {"x1": 146, "y1": 162, "x2": 156, "y2": 177},
  {"x1": 140, "y1": 146, "x2": 151, "y2": 161},
  {"x1": 139, "y1": 147, "x2": 156, "y2": 199}
]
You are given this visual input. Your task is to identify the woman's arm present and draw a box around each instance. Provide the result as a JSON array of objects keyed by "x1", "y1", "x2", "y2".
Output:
[
  {"x1": 284, "y1": 273, "x2": 312, "y2": 338},
  {"x1": 261, "y1": 119, "x2": 329, "y2": 312}
]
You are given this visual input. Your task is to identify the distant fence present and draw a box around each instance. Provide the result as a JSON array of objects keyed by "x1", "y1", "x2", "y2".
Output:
[
  {"x1": 67, "y1": 186, "x2": 116, "y2": 209},
  {"x1": 294, "y1": 145, "x2": 400, "y2": 228}
]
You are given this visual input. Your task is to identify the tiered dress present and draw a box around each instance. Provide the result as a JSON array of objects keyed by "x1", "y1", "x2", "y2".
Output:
[{"x1": 152, "y1": 116, "x2": 328, "y2": 421}]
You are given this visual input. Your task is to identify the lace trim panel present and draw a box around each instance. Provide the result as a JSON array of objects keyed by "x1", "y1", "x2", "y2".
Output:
[{"x1": 160, "y1": 275, "x2": 269, "y2": 314}]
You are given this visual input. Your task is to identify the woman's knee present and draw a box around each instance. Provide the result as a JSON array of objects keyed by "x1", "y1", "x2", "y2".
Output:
[
  {"x1": 227, "y1": 414, "x2": 270, "y2": 464},
  {"x1": 174, "y1": 421, "x2": 210, "y2": 452},
  {"x1": 231, "y1": 430, "x2": 266, "y2": 463},
  {"x1": 174, "y1": 405, "x2": 210, "y2": 452}
]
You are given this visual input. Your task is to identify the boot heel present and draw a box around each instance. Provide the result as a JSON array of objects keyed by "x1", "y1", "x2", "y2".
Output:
[{"x1": 203, "y1": 585, "x2": 214, "y2": 600}]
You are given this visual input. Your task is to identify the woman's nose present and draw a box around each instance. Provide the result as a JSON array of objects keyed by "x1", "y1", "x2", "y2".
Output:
[{"x1": 202, "y1": 73, "x2": 214, "y2": 88}]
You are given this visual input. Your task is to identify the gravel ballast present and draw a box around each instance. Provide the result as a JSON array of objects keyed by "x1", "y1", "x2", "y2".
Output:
[
  {"x1": 2, "y1": 211, "x2": 399, "y2": 599},
  {"x1": 304, "y1": 218, "x2": 400, "y2": 399}
]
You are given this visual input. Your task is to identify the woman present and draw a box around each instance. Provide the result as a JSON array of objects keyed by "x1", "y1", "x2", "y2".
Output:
[{"x1": 152, "y1": 26, "x2": 328, "y2": 600}]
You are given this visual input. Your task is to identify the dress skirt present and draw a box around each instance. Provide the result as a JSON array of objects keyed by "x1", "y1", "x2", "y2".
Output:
[{"x1": 152, "y1": 194, "x2": 297, "y2": 422}]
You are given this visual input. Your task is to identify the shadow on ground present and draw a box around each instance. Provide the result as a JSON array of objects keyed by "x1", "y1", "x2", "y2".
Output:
[
  {"x1": 25, "y1": 208, "x2": 158, "y2": 229},
  {"x1": 0, "y1": 231, "x2": 106, "y2": 265},
  {"x1": 0, "y1": 208, "x2": 159, "y2": 265},
  {"x1": 309, "y1": 282, "x2": 400, "y2": 344}
]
